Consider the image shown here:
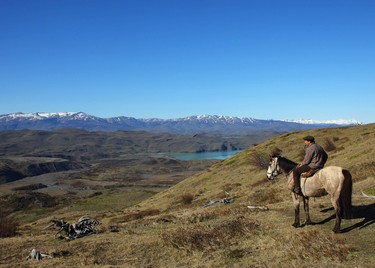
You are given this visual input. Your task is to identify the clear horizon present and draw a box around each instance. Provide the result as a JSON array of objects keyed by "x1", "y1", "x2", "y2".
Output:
[
  {"x1": 1, "y1": 0, "x2": 374, "y2": 123},
  {"x1": 0, "y1": 111, "x2": 363, "y2": 125}
]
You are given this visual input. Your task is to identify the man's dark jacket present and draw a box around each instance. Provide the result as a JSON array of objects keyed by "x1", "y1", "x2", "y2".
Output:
[{"x1": 301, "y1": 143, "x2": 328, "y2": 169}]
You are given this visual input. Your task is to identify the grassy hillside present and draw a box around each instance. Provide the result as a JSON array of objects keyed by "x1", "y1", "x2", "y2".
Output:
[
  {"x1": 0, "y1": 124, "x2": 374, "y2": 267},
  {"x1": 139, "y1": 123, "x2": 375, "y2": 210}
]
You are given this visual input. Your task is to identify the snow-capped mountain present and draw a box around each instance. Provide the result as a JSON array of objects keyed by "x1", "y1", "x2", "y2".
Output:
[
  {"x1": 0, "y1": 112, "x2": 362, "y2": 134},
  {"x1": 285, "y1": 119, "x2": 361, "y2": 125},
  {"x1": 0, "y1": 112, "x2": 98, "y2": 121}
]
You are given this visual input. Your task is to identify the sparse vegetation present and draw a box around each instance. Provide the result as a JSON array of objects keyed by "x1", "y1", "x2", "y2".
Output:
[
  {"x1": 1, "y1": 192, "x2": 57, "y2": 211},
  {"x1": 222, "y1": 182, "x2": 242, "y2": 192},
  {"x1": 0, "y1": 123, "x2": 374, "y2": 267},
  {"x1": 248, "y1": 151, "x2": 270, "y2": 169},
  {"x1": 248, "y1": 187, "x2": 283, "y2": 205},
  {"x1": 297, "y1": 147, "x2": 305, "y2": 161},
  {"x1": 286, "y1": 230, "x2": 353, "y2": 262},
  {"x1": 271, "y1": 147, "x2": 283, "y2": 156},
  {"x1": 363, "y1": 188, "x2": 375, "y2": 195},
  {"x1": 161, "y1": 216, "x2": 260, "y2": 251},
  {"x1": 0, "y1": 210, "x2": 19, "y2": 237},
  {"x1": 323, "y1": 138, "x2": 337, "y2": 152},
  {"x1": 111, "y1": 208, "x2": 161, "y2": 224},
  {"x1": 349, "y1": 161, "x2": 375, "y2": 182},
  {"x1": 180, "y1": 193, "x2": 194, "y2": 205}
]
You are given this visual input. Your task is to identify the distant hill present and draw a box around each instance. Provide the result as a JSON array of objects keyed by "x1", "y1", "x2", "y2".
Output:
[
  {"x1": 0, "y1": 129, "x2": 273, "y2": 161},
  {"x1": 0, "y1": 112, "x2": 361, "y2": 134}
]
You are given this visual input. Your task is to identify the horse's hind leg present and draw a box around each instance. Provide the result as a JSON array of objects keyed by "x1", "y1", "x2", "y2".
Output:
[
  {"x1": 331, "y1": 194, "x2": 342, "y2": 233},
  {"x1": 303, "y1": 197, "x2": 312, "y2": 226}
]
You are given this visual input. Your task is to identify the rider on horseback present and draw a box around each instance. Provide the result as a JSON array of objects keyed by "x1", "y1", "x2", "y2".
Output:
[{"x1": 293, "y1": 135, "x2": 328, "y2": 195}]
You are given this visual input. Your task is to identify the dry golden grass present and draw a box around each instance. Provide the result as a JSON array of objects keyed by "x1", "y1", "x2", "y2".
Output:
[
  {"x1": 1, "y1": 123, "x2": 375, "y2": 267},
  {"x1": 161, "y1": 215, "x2": 260, "y2": 251}
]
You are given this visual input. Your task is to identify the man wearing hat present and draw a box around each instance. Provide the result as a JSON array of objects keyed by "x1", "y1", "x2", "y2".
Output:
[{"x1": 292, "y1": 135, "x2": 328, "y2": 195}]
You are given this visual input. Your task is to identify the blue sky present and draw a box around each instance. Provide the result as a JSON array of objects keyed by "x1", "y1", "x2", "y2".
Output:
[{"x1": 1, "y1": 0, "x2": 374, "y2": 123}]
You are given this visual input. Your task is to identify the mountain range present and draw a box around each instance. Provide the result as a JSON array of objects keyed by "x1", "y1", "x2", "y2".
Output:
[{"x1": 0, "y1": 112, "x2": 362, "y2": 134}]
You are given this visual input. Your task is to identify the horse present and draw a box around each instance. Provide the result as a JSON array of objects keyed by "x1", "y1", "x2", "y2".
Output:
[{"x1": 266, "y1": 155, "x2": 352, "y2": 233}]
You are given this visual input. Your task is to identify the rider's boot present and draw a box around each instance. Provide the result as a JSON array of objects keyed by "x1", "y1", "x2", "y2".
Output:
[{"x1": 293, "y1": 173, "x2": 303, "y2": 195}]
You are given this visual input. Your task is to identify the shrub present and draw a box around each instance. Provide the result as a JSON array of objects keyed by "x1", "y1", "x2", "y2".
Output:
[
  {"x1": 350, "y1": 161, "x2": 375, "y2": 182},
  {"x1": 248, "y1": 151, "x2": 270, "y2": 170},
  {"x1": 248, "y1": 187, "x2": 283, "y2": 205},
  {"x1": 222, "y1": 183, "x2": 242, "y2": 192},
  {"x1": 183, "y1": 211, "x2": 218, "y2": 224},
  {"x1": 0, "y1": 210, "x2": 19, "y2": 237},
  {"x1": 271, "y1": 147, "x2": 282, "y2": 157},
  {"x1": 180, "y1": 193, "x2": 194, "y2": 205},
  {"x1": 161, "y1": 216, "x2": 260, "y2": 251},
  {"x1": 323, "y1": 138, "x2": 337, "y2": 152}
]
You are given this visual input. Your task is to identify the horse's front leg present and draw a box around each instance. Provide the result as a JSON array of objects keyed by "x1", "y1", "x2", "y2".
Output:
[
  {"x1": 302, "y1": 197, "x2": 312, "y2": 226},
  {"x1": 331, "y1": 195, "x2": 342, "y2": 233},
  {"x1": 292, "y1": 193, "x2": 300, "y2": 228}
]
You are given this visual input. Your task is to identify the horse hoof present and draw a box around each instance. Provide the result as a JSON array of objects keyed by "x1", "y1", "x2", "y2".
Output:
[{"x1": 292, "y1": 223, "x2": 300, "y2": 228}]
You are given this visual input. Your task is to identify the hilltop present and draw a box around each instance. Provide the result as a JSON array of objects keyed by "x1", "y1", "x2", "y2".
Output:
[{"x1": 0, "y1": 123, "x2": 374, "y2": 267}]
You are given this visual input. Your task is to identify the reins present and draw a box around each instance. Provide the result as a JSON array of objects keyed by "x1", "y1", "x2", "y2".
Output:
[
  {"x1": 285, "y1": 168, "x2": 294, "y2": 178},
  {"x1": 276, "y1": 156, "x2": 297, "y2": 177}
]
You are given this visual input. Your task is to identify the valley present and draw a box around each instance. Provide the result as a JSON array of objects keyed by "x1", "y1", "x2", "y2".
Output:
[
  {"x1": 0, "y1": 129, "x2": 260, "y2": 222},
  {"x1": 0, "y1": 124, "x2": 374, "y2": 267}
]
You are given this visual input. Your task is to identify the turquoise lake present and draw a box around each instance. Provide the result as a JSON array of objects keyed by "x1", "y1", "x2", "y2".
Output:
[{"x1": 168, "y1": 150, "x2": 242, "y2": 161}]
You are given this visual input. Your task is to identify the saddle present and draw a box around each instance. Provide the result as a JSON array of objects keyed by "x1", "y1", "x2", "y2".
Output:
[{"x1": 301, "y1": 168, "x2": 318, "y2": 178}]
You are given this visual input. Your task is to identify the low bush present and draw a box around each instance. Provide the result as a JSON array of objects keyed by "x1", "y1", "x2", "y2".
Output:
[
  {"x1": 161, "y1": 216, "x2": 260, "y2": 251},
  {"x1": 248, "y1": 187, "x2": 283, "y2": 205},
  {"x1": 350, "y1": 161, "x2": 375, "y2": 182},
  {"x1": 222, "y1": 183, "x2": 242, "y2": 193},
  {"x1": 182, "y1": 210, "x2": 218, "y2": 224},
  {"x1": 271, "y1": 147, "x2": 282, "y2": 157},
  {"x1": 0, "y1": 210, "x2": 19, "y2": 237},
  {"x1": 180, "y1": 193, "x2": 194, "y2": 205},
  {"x1": 248, "y1": 151, "x2": 270, "y2": 170},
  {"x1": 323, "y1": 138, "x2": 337, "y2": 152}
]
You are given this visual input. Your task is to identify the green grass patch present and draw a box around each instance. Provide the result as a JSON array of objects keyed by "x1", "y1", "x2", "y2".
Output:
[
  {"x1": 363, "y1": 188, "x2": 375, "y2": 196},
  {"x1": 15, "y1": 207, "x2": 59, "y2": 224},
  {"x1": 68, "y1": 188, "x2": 160, "y2": 212}
]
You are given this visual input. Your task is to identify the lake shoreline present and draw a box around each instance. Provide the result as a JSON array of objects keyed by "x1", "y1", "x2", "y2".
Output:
[{"x1": 167, "y1": 150, "x2": 243, "y2": 161}]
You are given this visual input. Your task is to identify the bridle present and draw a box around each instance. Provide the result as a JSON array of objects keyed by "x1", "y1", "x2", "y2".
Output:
[{"x1": 266, "y1": 157, "x2": 280, "y2": 180}]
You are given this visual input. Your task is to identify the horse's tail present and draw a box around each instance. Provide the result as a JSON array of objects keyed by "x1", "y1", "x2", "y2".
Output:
[{"x1": 340, "y1": 169, "x2": 353, "y2": 219}]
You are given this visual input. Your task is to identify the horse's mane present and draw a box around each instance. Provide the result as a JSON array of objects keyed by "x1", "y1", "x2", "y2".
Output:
[{"x1": 277, "y1": 155, "x2": 297, "y2": 173}]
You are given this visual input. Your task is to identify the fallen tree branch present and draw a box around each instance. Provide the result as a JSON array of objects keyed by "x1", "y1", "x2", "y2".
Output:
[
  {"x1": 361, "y1": 192, "x2": 375, "y2": 199},
  {"x1": 26, "y1": 249, "x2": 53, "y2": 261},
  {"x1": 247, "y1": 205, "x2": 269, "y2": 211}
]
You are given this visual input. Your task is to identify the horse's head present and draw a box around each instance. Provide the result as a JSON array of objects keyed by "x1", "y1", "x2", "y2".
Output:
[{"x1": 266, "y1": 156, "x2": 280, "y2": 180}]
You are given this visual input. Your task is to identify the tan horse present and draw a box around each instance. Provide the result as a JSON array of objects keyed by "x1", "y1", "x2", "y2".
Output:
[{"x1": 266, "y1": 155, "x2": 352, "y2": 233}]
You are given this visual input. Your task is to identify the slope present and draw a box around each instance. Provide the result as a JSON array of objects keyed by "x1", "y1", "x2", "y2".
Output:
[
  {"x1": 138, "y1": 123, "x2": 375, "y2": 211},
  {"x1": 0, "y1": 123, "x2": 374, "y2": 267}
]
